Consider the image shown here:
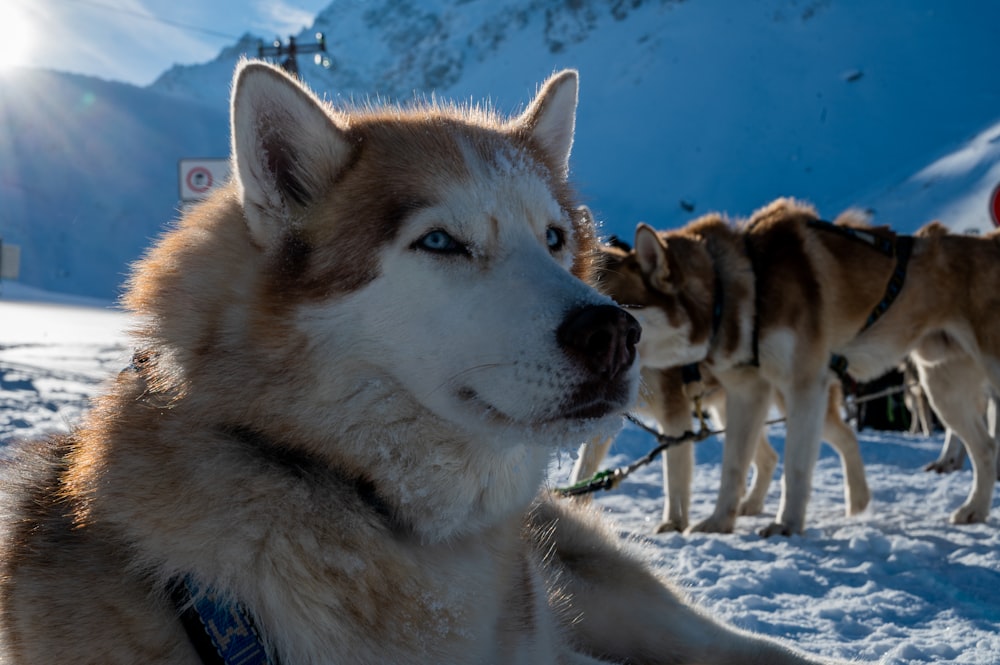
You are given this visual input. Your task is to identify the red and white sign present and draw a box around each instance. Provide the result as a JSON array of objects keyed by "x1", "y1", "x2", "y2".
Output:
[
  {"x1": 991, "y1": 182, "x2": 1000, "y2": 228},
  {"x1": 179, "y1": 159, "x2": 230, "y2": 202}
]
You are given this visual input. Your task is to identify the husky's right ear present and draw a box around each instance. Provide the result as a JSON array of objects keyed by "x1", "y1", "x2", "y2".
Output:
[
  {"x1": 634, "y1": 223, "x2": 678, "y2": 293},
  {"x1": 230, "y1": 60, "x2": 353, "y2": 248}
]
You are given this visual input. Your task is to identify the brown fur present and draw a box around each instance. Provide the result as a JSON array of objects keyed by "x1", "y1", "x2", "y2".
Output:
[
  {"x1": 616, "y1": 197, "x2": 1000, "y2": 533},
  {"x1": 576, "y1": 234, "x2": 867, "y2": 533}
]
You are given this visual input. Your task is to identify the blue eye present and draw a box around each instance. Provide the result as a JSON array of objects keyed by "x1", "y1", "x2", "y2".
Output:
[
  {"x1": 414, "y1": 229, "x2": 468, "y2": 255},
  {"x1": 546, "y1": 227, "x2": 566, "y2": 252}
]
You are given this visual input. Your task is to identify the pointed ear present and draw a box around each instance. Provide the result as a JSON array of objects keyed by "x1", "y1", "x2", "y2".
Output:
[
  {"x1": 230, "y1": 60, "x2": 353, "y2": 248},
  {"x1": 634, "y1": 223, "x2": 677, "y2": 293},
  {"x1": 516, "y1": 69, "x2": 578, "y2": 177}
]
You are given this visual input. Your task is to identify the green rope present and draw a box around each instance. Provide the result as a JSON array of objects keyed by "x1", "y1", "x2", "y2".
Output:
[{"x1": 553, "y1": 414, "x2": 719, "y2": 498}]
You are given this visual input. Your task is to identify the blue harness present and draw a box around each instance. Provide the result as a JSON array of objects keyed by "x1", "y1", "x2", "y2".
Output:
[{"x1": 170, "y1": 576, "x2": 279, "y2": 665}]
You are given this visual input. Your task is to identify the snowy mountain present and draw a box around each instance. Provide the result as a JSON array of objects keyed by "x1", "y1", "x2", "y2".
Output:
[{"x1": 2, "y1": 0, "x2": 999, "y2": 300}]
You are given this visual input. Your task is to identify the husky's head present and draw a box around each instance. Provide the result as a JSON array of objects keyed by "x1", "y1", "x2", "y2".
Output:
[
  {"x1": 595, "y1": 222, "x2": 716, "y2": 369},
  {"x1": 155, "y1": 62, "x2": 637, "y2": 449}
]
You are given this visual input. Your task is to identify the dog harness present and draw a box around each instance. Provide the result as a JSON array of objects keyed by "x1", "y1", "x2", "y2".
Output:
[
  {"x1": 678, "y1": 266, "x2": 725, "y2": 388},
  {"x1": 169, "y1": 575, "x2": 279, "y2": 665},
  {"x1": 811, "y1": 220, "x2": 915, "y2": 387},
  {"x1": 742, "y1": 219, "x2": 915, "y2": 388},
  {"x1": 120, "y1": 358, "x2": 276, "y2": 665}
]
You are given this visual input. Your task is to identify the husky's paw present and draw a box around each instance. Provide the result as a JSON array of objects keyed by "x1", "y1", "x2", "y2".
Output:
[
  {"x1": 950, "y1": 503, "x2": 988, "y2": 524},
  {"x1": 738, "y1": 497, "x2": 766, "y2": 516},
  {"x1": 759, "y1": 521, "x2": 799, "y2": 538},
  {"x1": 924, "y1": 458, "x2": 963, "y2": 474},
  {"x1": 654, "y1": 519, "x2": 686, "y2": 534},
  {"x1": 686, "y1": 515, "x2": 735, "y2": 534},
  {"x1": 846, "y1": 483, "x2": 871, "y2": 516}
]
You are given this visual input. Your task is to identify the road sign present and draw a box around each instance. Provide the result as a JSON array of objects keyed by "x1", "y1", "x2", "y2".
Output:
[
  {"x1": 0, "y1": 240, "x2": 20, "y2": 280},
  {"x1": 179, "y1": 159, "x2": 230, "y2": 202},
  {"x1": 991, "y1": 182, "x2": 1000, "y2": 228}
]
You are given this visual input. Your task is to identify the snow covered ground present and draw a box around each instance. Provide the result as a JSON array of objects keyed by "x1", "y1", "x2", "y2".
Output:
[{"x1": 1, "y1": 289, "x2": 997, "y2": 664}]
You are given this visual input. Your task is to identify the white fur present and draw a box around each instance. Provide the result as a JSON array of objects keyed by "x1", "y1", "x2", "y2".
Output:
[{"x1": 632, "y1": 307, "x2": 707, "y2": 368}]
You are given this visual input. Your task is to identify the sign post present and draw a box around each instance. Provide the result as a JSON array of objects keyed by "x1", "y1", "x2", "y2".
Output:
[
  {"x1": 0, "y1": 239, "x2": 21, "y2": 280},
  {"x1": 178, "y1": 159, "x2": 230, "y2": 204}
]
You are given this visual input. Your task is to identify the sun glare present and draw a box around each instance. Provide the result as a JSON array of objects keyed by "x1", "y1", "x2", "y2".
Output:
[{"x1": 0, "y1": 2, "x2": 37, "y2": 70}]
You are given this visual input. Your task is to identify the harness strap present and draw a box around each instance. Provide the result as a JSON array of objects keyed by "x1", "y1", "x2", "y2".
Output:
[
  {"x1": 828, "y1": 234, "x2": 914, "y2": 389},
  {"x1": 806, "y1": 218, "x2": 896, "y2": 256},
  {"x1": 859, "y1": 234, "x2": 913, "y2": 333},
  {"x1": 743, "y1": 233, "x2": 762, "y2": 367},
  {"x1": 679, "y1": 266, "x2": 725, "y2": 385},
  {"x1": 170, "y1": 576, "x2": 279, "y2": 665},
  {"x1": 744, "y1": 221, "x2": 914, "y2": 380}
]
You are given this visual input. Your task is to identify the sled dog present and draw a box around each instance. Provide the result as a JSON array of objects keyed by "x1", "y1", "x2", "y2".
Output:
[
  {"x1": 571, "y1": 238, "x2": 867, "y2": 534},
  {"x1": 0, "y1": 63, "x2": 852, "y2": 664},
  {"x1": 570, "y1": 362, "x2": 784, "y2": 533},
  {"x1": 617, "y1": 201, "x2": 1000, "y2": 535},
  {"x1": 913, "y1": 334, "x2": 1000, "y2": 479}
]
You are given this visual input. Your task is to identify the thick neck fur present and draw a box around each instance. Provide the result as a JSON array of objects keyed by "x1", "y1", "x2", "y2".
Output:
[{"x1": 683, "y1": 216, "x2": 758, "y2": 367}]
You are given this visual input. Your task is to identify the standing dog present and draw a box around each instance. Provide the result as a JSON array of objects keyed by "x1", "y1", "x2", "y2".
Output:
[
  {"x1": 574, "y1": 237, "x2": 866, "y2": 534},
  {"x1": 570, "y1": 362, "x2": 783, "y2": 533},
  {"x1": 621, "y1": 201, "x2": 1000, "y2": 536},
  {"x1": 914, "y1": 332, "x2": 1000, "y2": 479},
  {"x1": 0, "y1": 62, "x2": 852, "y2": 664}
]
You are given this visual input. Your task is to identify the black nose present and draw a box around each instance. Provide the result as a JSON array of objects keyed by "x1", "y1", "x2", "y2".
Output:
[{"x1": 557, "y1": 305, "x2": 641, "y2": 380}]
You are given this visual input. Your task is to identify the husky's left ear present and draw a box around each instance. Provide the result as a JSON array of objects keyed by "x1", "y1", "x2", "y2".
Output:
[
  {"x1": 635, "y1": 223, "x2": 679, "y2": 293},
  {"x1": 517, "y1": 69, "x2": 578, "y2": 178},
  {"x1": 230, "y1": 60, "x2": 353, "y2": 248}
]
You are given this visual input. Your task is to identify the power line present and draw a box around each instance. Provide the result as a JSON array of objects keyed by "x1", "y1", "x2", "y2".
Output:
[{"x1": 43, "y1": 0, "x2": 245, "y2": 41}]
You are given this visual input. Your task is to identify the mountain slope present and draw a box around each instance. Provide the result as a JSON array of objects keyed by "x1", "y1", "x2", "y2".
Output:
[
  {"x1": 2, "y1": 0, "x2": 999, "y2": 299},
  {"x1": 0, "y1": 69, "x2": 228, "y2": 299}
]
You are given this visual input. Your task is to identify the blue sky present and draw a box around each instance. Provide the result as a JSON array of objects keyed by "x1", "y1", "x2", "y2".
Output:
[{"x1": 2, "y1": 0, "x2": 329, "y2": 86}]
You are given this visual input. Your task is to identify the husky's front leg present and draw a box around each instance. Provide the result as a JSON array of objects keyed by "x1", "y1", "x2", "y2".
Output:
[
  {"x1": 762, "y1": 375, "x2": 828, "y2": 537},
  {"x1": 688, "y1": 370, "x2": 772, "y2": 533},
  {"x1": 531, "y1": 499, "x2": 850, "y2": 665}
]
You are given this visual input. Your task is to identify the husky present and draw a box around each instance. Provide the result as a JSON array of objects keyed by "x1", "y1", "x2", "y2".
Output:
[
  {"x1": 0, "y1": 63, "x2": 853, "y2": 664},
  {"x1": 914, "y1": 334, "x2": 1000, "y2": 479},
  {"x1": 901, "y1": 358, "x2": 934, "y2": 437},
  {"x1": 615, "y1": 201, "x2": 1000, "y2": 535},
  {"x1": 572, "y1": 236, "x2": 867, "y2": 534},
  {"x1": 570, "y1": 362, "x2": 783, "y2": 533}
]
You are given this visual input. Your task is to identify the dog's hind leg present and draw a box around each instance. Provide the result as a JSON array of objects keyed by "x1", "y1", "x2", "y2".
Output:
[
  {"x1": 706, "y1": 397, "x2": 777, "y2": 517},
  {"x1": 925, "y1": 429, "x2": 968, "y2": 473},
  {"x1": 688, "y1": 370, "x2": 773, "y2": 534},
  {"x1": 989, "y1": 394, "x2": 1000, "y2": 479},
  {"x1": 739, "y1": 432, "x2": 778, "y2": 516},
  {"x1": 532, "y1": 498, "x2": 849, "y2": 665},
  {"x1": 569, "y1": 435, "x2": 614, "y2": 503},
  {"x1": 819, "y1": 380, "x2": 869, "y2": 516},
  {"x1": 916, "y1": 353, "x2": 997, "y2": 523}
]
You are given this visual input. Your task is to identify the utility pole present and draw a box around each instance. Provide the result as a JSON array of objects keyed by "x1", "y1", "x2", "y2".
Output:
[{"x1": 258, "y1": 33, "x2": 327, "y2": 77}]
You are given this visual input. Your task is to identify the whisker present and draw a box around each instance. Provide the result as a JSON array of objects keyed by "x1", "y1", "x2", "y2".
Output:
[{"x1": 427, "y1": 362, "x2": 510, "y2": 398}]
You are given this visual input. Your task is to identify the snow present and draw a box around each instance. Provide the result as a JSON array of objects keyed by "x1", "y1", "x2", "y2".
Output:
[{"x1": 1, "y1": 292, "x2": 997, "y2": 663}]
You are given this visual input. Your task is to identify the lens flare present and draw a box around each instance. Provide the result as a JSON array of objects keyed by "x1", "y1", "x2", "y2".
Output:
[{"x1": 0, "y1": 3, "x2": 36, "y2": 70}]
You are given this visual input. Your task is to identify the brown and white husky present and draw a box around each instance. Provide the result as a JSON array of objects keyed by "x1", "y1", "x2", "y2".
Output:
[{"x1": 605, "y1": 202, "x2": 999, "y2": 536}]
